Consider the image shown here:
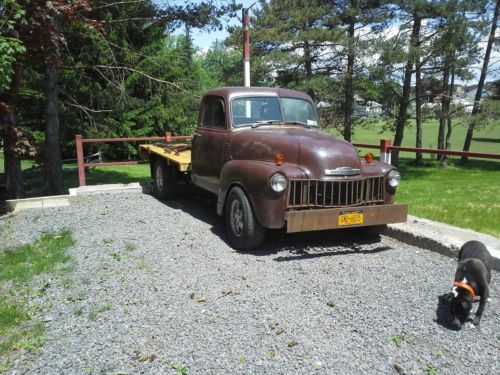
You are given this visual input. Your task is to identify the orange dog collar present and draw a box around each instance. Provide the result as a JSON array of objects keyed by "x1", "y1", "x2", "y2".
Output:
[{"x1": 453, "y1": 281, "x2": 476, "y2": 301}]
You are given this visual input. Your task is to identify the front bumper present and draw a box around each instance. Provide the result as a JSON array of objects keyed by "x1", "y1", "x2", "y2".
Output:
[{"x1": 285, "y1": 204, "x2": 408, "y2": 233}]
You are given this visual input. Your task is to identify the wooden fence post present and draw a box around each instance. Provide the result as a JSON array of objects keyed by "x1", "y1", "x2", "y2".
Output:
[
  {"x1": 380, "y1": 139, "x2": 392, "y2": 165},
  {"x1": 76, "y1": 134, "x2": 86, "y2": 186}
]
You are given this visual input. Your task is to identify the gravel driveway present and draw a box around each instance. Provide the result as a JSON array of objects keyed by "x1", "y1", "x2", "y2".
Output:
[{"x1": 1, "y1": 191, "x2": 499, "y2": 375}]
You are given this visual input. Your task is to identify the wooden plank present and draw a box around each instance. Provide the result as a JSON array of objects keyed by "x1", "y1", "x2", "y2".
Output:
[{"x1": 139, "y1": 144, "x2": 192, "y2": 172}]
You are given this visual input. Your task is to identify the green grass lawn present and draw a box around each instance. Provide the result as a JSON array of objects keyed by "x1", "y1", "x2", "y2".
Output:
[
  {"x1": 0, "y1": 153, "x2": 34, "y2": 175},
  {"x1": 330, "y1": 117, "x2": 500, "y2": 157},
  {"x1": 395, "y1": 158, "x2": 500, "y2": 237}
]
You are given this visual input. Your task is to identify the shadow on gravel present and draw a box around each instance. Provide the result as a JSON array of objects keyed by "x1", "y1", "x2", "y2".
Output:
[
  {"x1": 157, "y1": 183, "x2": 227, "y2": 232},
  {"x1": 154, "y1": 184, "x2": 393, "y2": 256},
  {"x1": 260, "y1": 229, "x2": 391, "y2": 260},
  {"x1": 271, "y1": 244, "x2": 391, "y2": 262}
]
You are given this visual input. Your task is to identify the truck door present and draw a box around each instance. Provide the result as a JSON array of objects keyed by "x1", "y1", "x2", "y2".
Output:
[{"x1": 191, "y1": 95, "x2": 229, "y2": 194}]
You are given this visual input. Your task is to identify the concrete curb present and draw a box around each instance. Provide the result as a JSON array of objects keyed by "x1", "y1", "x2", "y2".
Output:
[
  {"x1": 387, "y1": 215, "x2": 500, "y2": 271},
  {"x1": 6, "y1": 195, "x2": 71, "y2": 212},
  {"x1": 4, "y1": 183, "x2": 500, "y2": 270},
  {"x1": 68, "y1": 182, "x2": 150, "y2": 196},
  {"x1": 5, "y1": 182, "x2": 151, "y2": 212}
]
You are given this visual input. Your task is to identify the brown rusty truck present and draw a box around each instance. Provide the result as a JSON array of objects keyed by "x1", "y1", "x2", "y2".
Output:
[{"x1": 139, "y1": 87, "x2": 407, "y2": 250}]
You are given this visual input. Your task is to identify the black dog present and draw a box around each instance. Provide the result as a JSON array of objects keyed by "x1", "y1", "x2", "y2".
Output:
[{"x1": 443, "y1": 240, "x2": 492, "y2": 329}]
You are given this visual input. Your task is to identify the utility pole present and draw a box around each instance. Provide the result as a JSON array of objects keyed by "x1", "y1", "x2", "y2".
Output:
[{"x1": 242, "y1": 3, "x2": 255, "y2": 87}]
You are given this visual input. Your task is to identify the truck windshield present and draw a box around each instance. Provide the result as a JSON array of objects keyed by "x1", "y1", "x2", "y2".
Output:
[{"x1": 232, "y1": 96, "x2": 319, "y2": 127}]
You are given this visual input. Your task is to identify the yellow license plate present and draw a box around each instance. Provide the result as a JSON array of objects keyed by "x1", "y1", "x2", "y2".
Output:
[{"x1": 338, "y1": 211, "x2": 364, "y2": 226}]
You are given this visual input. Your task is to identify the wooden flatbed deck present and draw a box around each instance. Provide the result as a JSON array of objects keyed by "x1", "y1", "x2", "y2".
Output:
[{"x1": 139, "y1": 143, "x2": 192, "y2": 172}]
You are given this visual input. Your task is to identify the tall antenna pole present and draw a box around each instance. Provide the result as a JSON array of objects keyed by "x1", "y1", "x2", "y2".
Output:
[{"x1": 242, "y1": 4, "x2": 255, "y2": 87}]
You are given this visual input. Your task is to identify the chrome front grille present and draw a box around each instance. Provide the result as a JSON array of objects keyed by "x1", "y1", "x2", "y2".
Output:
[{"x1": 287, "y1": 176, "x2": 384, "y2": 208}]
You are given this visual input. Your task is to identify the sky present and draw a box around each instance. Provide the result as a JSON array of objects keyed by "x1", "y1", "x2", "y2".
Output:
[{"x1": 156, "y1": 0, "x2": 257, "y2": 50}]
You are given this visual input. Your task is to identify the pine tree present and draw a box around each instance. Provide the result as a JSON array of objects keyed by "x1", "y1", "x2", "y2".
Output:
[{"x1": 461, "y1": 0, "x2": 499, "y2": 164}]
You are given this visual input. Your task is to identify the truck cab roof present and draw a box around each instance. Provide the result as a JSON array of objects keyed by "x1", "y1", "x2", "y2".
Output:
[{"x1": 203, "y1": 87, "x2": 314, "y2": 102}]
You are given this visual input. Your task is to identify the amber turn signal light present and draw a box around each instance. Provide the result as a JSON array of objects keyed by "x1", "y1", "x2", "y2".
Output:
[
  {"x1": 275, "y1": 153, "x2": 285, "y2": 165},
  {"x1": 365, "y1": 152, "x2": 374, "y2": 163}
]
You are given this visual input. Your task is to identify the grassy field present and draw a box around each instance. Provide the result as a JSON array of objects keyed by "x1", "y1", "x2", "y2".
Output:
[
  {"x1": 330, "y1": 118, "x2": 500, "y2": 157},
  {"x1": 0, "y1": 117, "x2": 499, "y2": 236},
  {"x1": 395, "y1": 158, "x2": 499, "y2": 237}
]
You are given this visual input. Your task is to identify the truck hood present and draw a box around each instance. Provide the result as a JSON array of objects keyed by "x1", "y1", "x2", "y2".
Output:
[{"x1": 230, "y1": 126, "x2": 362, "y2": 179}]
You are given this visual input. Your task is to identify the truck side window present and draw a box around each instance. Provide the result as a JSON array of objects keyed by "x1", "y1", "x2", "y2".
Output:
[{"x1": 202, "y1": 96, "x2": 226, "y2": 129}]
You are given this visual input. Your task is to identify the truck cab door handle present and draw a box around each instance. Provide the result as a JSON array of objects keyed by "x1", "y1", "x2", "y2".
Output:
[{"x1": 193, "y1": 133, "x2": 202, "y2": 137}]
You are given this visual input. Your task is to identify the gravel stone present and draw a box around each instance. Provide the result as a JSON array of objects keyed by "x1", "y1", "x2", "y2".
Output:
[{"x1": 0, "y1": 192, "x2": 499, "y2": 374}]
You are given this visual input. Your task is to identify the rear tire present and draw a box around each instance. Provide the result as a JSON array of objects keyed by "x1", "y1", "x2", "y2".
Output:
[
  {"x1": 152, "y1": 158, "x2": 177, "y2": 200},
  {"x1": 225, "y1": 186, "x2": 265, "y2": 251}
]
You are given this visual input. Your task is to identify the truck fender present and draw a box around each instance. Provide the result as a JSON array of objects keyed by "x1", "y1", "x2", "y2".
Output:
[{"x1": 217, "y1": 160, "x2": 307, "y2": 229}]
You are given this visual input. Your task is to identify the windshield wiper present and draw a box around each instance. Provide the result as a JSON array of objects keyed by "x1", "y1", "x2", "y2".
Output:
[
  {"x1": 287, "y1": 121, "x2": 311, "y2": 128},
  {"x1": 251, "y1": 120, "x2": 284, "y2": 128}
]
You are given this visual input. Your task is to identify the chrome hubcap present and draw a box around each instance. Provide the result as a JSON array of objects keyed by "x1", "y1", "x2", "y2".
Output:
[{"x1": 230, "y1": 200, "x2": 244, "y2": 236}]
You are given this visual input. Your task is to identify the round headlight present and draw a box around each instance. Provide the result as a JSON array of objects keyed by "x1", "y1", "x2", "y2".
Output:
[
  {"x1": 387, "y1": 170, "x2": 401, "y2": 187},
  {"x1": 270, "y1": 173, "x2": 287, "y2": 193}
]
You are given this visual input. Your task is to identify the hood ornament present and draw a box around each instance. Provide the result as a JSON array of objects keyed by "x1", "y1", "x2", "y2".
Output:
[{"x1": 325, "y1": 167, "x2": 360, "y2": 176}]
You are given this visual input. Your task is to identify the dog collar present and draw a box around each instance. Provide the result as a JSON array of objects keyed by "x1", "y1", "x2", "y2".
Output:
[{"x1": 453, "y1": 281, "x2": 476, "y2": 301}]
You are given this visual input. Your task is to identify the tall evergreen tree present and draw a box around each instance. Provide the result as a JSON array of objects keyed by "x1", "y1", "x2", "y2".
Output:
[
  {"x1": 247, "y1": 0, "x2": 340, "y2": 97},
  {"x1": 461, "y1": 0, "x2": 499, "y2": 164}
]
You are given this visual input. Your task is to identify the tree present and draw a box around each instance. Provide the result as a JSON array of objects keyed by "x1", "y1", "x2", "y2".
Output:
[
  {"x1": 374, "y1": 0, "x2": 434, "y2": 166},
  {"x1": 2, "y1": 0, "x2": 240, "y2": 198},
  {"x1": 1, "y1": 1, "x2": 30, "y2": 198},
  {"x1": 237, "y1": 0, "x2": 340, "y2": 94},
  {"x1": 461, "y1": 0, "x2": 499, "y2": 164},
  {"x1": 431, "y1": 0, "x2": 485, "y2": 166},
  {"x1": 327, "y1": 0, "x2": 392, "y2": 142},
  {"x1": 0, "y1": 0, "x2": 25, "y2": 89},
  {"x1": 202, "y1": 40, "x2": 243, "y2": 87},
  {"x1": 225, "y1": 0, "x2": 323, "y2": 87},
  {"x1": 391, "y1": 8, "x2": 422, "y2": 166},
  {"x1": 0, "y1": 0, "x2": 97, "y2": 197}
]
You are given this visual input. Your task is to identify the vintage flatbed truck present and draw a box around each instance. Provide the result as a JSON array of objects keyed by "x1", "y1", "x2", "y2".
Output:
[{"x1": 139, "y1": 87, "x2": 408, "y2": 250}]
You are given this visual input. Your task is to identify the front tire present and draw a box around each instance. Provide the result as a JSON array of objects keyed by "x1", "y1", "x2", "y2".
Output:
[
  {"x1": 152, "y1": 158, "x2": 177, "y2": 200},
  {"x1": 225, "y1": 186, "x2": 265, "y2": 251}
]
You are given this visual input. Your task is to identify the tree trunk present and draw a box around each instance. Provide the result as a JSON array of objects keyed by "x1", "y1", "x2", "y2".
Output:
[
  {"x1": 442, "y1": 67, "x2": 455, "y2": 167},
  {"x1": 392, "y1": 15, "x2": 421, "y2": 166},
  {"x1": 343, "y1": 14, "x2": 355, "y2": 142},
  {"x1": 43, "y1": 64, "x2": 63, "y2": 195},
  {"x1": 0, "y1": 60, "x2": 24, "y2": 199},
  {"x1": 43, "y1": 12, "x2": 63, "y2": 195},
  {"x1": 304, "y1": 39, "x2": 315, "y2": 101},
  {"x1": 437, "y1": 50, "x2": 452, "y2": 162},
  {"x1": 415, "y1": 27, "x2": 423, "y2": 164},
  {"x1": 2, "y1": 128, "x2": 24, "y2": 199},
  {"x1": 43, "y1": 63, "x2": 63, "y2": 195},
  {"x1": 461, "y1": 0, "x2": 499, "y2": 165}
]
